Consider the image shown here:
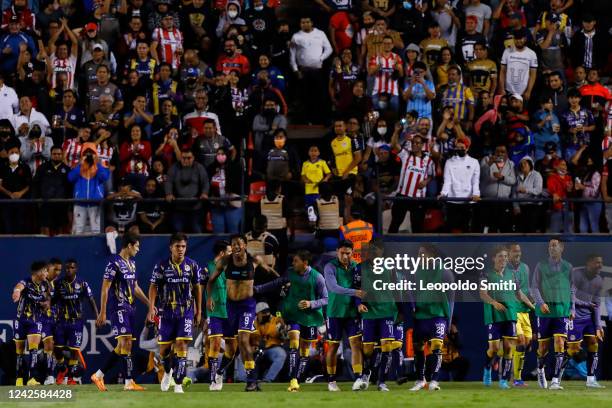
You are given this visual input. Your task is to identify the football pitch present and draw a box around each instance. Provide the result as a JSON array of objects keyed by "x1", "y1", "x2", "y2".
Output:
[{"x1": 2, "y1": 382, "x2": 611, "y2": 408}]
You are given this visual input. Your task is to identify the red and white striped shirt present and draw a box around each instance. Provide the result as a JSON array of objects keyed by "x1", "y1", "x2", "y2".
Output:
[
  {"x1": 50, "y1": 54, "x2": 77, "y2": 90},
  {"x1": 396, "y1": 149, "x2": 434, "y2": 197},
  {"x1": 62, "y1": 138, "x2": 85, "y2": 168},
  {"x1": 98, "y1": 145, "x2": 114, "y2": 169},
  {"x1": 369, "y1": 53, "x2": 402, "y2": 96},
  {"x1": 152, "y1": 27, "x2": 184, "y2": 70}
]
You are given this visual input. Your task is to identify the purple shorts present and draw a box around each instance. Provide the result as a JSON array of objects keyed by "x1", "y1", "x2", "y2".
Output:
[
  {"x1": 227, "y1": 298, "x2": 256, "y2": 335},
  {"x1": 287, "y1": 322, "x2": 318, "y2": 341},
  {"x1": 40, "y1": 316, "x2": 55, "y2": 340},
  {"x1": 110, "y1": 307, "x2": 135, "y2": 338},
  {"x1": 487, "y1": 321, "x2": 517, "y2": 341},
  {"x1": 395, "y1": 323, "x2": 404, "y2": 342},
  {"x1": 536, "y1": 316, "x2": 569, "y2": 340},
  {"x1": 208, "y1": 316, "x2": 232, "y2": 337},
  {"x1": 414, "y1": 317, "x2": 447, "y2": 342},
  {"x1": 362, "y1": 318, "x2": 395, "y2": 343},
  {"x1": 326, "y1": 317, "x2": 361, "y2": 342},
  {"x1": 55, "y1": 320, "x2": 84, "y2": 349},
  {"x1": 158, "y1": 308, "x2": 194, "y2": 343},
  {"x1": 13, "y1": 318, "x2": 42, "y2": 341},
  {"x1": 568, "y1": 318, "x2": 596, "y2": 343}
]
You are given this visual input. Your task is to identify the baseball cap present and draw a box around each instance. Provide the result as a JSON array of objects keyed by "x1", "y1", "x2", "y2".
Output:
[
  {"x1": 255, "y1": 302, "x2": 270, "y2": 314},
  {"x1": 85, "y1": 22, "x2": 98, "y2": 32},
  {"x1": 405, "y1": 43, "x2": 420, "y2": 54},
  {"x1": 92, "y1": 43, "x2": 104, "y2": 51},
  {"x1": 510, "y1": 93, "x2": 523, "y2": 102}
]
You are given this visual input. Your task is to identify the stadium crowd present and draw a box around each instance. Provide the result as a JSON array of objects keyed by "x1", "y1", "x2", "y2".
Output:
[{"x1": 0, "y1": 0, "x2": 610, "y2": 236}]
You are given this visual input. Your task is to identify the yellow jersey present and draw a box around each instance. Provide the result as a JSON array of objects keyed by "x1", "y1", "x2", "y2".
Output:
[
  {"x1": 467, "y1": 58, "x2": 497, "y2": 94},
  {"x1": 301, "y1": 159, "x2": 331, "y2": 195},
  {"x1": 331, "y1": 135, "x2": 358, "y2": 176}
]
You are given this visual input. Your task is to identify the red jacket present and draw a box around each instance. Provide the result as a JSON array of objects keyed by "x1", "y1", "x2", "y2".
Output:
[
  {"x1": 216, "y1": 53, "x2": 251, "y2": 76},
  {"x1": 547, "y1": 172, "x2": 572, "y2": 211},
  {"x1": 119, "y1": 141, "x2": 152, "y2": 176}
]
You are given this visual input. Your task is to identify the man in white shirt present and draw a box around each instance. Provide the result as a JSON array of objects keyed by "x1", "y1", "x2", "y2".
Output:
[
  {"x1": 439, "y1": 137, "x2": 480, "y2": 232},
  {"x1": 464, "y1": 0, "x2": 492, "y2": 37},
  {"x1": 499, "y1": 28, "x2": 538, "y2": 102},
  {"x1": 12, "y1": 96, "x2": 50, "y2": 137},
  {"x1": 0, "y1": 73, "x2": 19, "y2": 120},
  {"x1": 290, "y1": 16, "x2": 333, "y2": 124}
]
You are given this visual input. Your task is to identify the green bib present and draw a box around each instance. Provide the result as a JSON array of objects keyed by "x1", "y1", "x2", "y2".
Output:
[
  {"x1": 207, "y1": 260, "x2": 227, "y2": 319},
  {"x1": 414, "y1": 267, "x2": 450, "y2": 320},
  {"x1": 360, "y1": 262, "x2": 397, "y2": 320},
  {"x1": 327, "y1": 259, "x2": 358, "y2": 318},
  {"x1": 534, "y1": 259, "x2": 572, "y2": 318},
  {"x1": 510, "y1": 262, "x2": 531, "y2": 313},
  {"x1": 281, "y1": 268, "x2": 324, "y2": 327},
  {"x1": 483, "y1": 267, "x2": 519, "y2": 325}
]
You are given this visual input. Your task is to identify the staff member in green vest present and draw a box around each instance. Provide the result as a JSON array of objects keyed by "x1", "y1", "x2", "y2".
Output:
[
  {"x1": 507, "y1": 243, "x2": 535, "y2": 387},
  {"x1": 481, "y1": 246, "x2": 533, "y2": 389},
  {"x1": 409, "y1": 244, "x2": 455, "y2": 392},
  {"x1": 324, "y1": 240, "x2": 366, "y2": 392},
  {"x1": 252, "y1": 250, "x2": 328, "y2": 392},
  {"x1": 355, "y1": 238, "x2": 397, "y2": 392},
  {"x1": 530, "y1": 238, "x2": 573, "y2": 390},
  {"x1": 205, "y1": 240, "x2": 237, "y2": 391}
]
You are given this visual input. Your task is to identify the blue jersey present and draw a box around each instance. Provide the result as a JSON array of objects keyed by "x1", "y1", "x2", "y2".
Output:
[
  {"x1": 54, "y1": 277, "x2": 94, "y2": 321},
  {"x1": 103, "y1": 255, "x2": 137, "y2": 310},
  {"x1": 151, "y1": 256, "x2": 202, "y2": 316},
  {"x1": 16, "y1": 277, "x2": 50, "y2": 320}
]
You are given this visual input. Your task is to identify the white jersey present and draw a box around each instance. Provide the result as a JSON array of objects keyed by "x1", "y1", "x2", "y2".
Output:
[
  {"x1": 396, "y1": 150, "x2": 434, "y2": 197},
  {"x1": 50, "y1": 54, "x2": 78, "y2": 90},
  {"x1": 501, "y1": 47, "x2": 538, "y2": 95}
]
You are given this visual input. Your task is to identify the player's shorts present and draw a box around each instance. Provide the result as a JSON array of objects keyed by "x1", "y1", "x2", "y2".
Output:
[
  {"x1": 515, "y1": 312, "x2": 533, "y2": 339},
  {"x1": 414, "y1": 317, "x2": 447, "y2": 342},
  {"x1": 287, "y1": 322, "x2": 318, "y2": 341},
  {"x1": 326, "y1": 317, "x2": 361, "y2": 342},
  {"x1": 362, "y1": 318, "x2": 395, "y2": 344},
  {"x1": 55, "y1": 320, "x2": 84, "y2": 349},
  {"x1": 487, "y1": 321, "x2": 517, "y2": 341},
  {"x1": 110, "y1": 307, "x2": 135, "y2": 338},
  {"x1": 13, "y1": 318, "x2": 42, "y2": 341},
  {"x1": 158, "y1": 308, "x2": 194, "y2": 344},
  {"x1": 536, "y1": 316, "x2": 569, "y2": 340},
  {"x1": 568, "y1": 318, "x2": 596, "y2": 343},
  {"x1": 208, "y1": 316, "x2": 232, "y2": 338},
  {"x1": 40, "y1": 316, "x2": 55, "y2": 341},
  {"x1": 227, "y1": 298, "x2": 256, "y2": 335}
]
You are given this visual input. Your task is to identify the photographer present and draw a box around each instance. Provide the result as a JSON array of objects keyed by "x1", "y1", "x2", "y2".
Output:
[{"x1": 67, "y1": 143, "x2": 110, "y2": 234}]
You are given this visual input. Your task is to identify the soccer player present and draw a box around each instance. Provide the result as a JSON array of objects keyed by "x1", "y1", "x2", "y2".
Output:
[
  {"x1": 530, "y1": 238, "x2": 573, "y2": 390},
  {"x1": 41, "y1": 258, "x2": 62, "y2": 385},
  {"x1": 149, "y1": 233, "x2": 203, "y2": 393},
  {"x1": 323, "y1": 239, "x2": 366, "y2": 392},
  {"x1": 567, "y1": 254, "x2": 606, "y2": 388},
  {"x1": 53, "y1": 259, "x2": 98, "y2": 385},
  {"x1": 507, "y1": 244, "x2": 534, "y2": 387},
  {"x1": 206, "y1": 240, "x2": 236, "y2": 391},
  {"x1": 409, "y1": 244, "x2": 454, "y2": 392},
  {"x1": 91, "y1": 231, "x2": 151, "y2": 391},
  {"x1": 480, "y1": 246, "x2": 533, "y2": 389},
  {"x1": 255, "y1": 249, "x2": 328, "y2": 392},
  {"x1": 13, "y1": 261, "x2": 51, "y2": 386},
  {"x1": 206, "y1": 234, "x2": 277, "y2": 392},
  {"x1": 355, "y1": 238, "x2": 397, "y2": 392}
]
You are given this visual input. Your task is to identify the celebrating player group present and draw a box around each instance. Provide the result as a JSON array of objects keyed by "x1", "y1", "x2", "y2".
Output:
[{"x1": 11, "y1": 233, "x2": 606, "y2": 392}]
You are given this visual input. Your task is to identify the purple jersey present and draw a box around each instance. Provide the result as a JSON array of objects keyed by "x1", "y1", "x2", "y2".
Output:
[
  {"x1": 103, "y1": 255, "x2": 137, "y2": 310},
  {"x1": 151, "y1": 256, "x2": 202, "y2": 316},
  {"x1": 571, "y1": 266, "x2": 603, "y2": 324},
  {"x1": 16, "y1": 277, "x2": 50, "y2": 320},
  {"x1": 53, "y1": 277, "x2": 93, "y2": 321}
]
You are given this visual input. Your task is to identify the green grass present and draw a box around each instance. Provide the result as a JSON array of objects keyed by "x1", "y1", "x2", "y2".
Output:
[{"x1": 3, "y1": 382, "x2": 611, "y2": 408}]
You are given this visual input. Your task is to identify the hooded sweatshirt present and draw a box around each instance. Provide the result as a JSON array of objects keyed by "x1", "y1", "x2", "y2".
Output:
[
  {"x1": 481, "y1": 155, "x2": 516, "y2": 199},
  {"x1": 67, "y1": 142, "x2": 110, "y2": 206},
  {"x1": 215, "y1": 0, "x2": 246, "y2": 38}
]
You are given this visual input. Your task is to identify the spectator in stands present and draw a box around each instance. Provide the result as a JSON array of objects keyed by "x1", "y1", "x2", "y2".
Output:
[
  {"x1": 329, "y1": 49, "x2": 361, "y2": 115},
  {"x1": 192, "y1": 119, "x2": 235, "y2": 168},
  {"x1": 12, "y1": 95, "x2": 50, "y2": 137},
  {"x1": 68, "y1": 142, "x2": 110, "y2": 234},
  {"x1": 265, "y1": 129, "x2": 300, "y2": 183},
  {"x1": 137, "y1": 177, "x2": 166, "y2": 234},
  {"x1": 403, "y1": 61, "x2": 435, "y2": 120},
  {"x1": 19, "y1": 122, "x2": 52, "y2": 175},
  {"x1": 207, "y1": 146, "x2": 243, "y2": 233},
  {"x1": 151, "y1": 13, "x2": 184, "y2": 72},
  {"x1": 252, "y1": 98, "x2": 287, "y2": 153},
  {"x1": 164, "y1": 148, "x2": 209, "y2": 233},
  {"x1": 105, "y1": 177, "x2": 142, "y2": 233},
  {"x1": 499, "y1": 28, "x2": 538, "y2": 102},
  {"x1": 51, "y1": 89, "x2": 85, "y2": 144},
  {"x1": 512, "y1": 156, "x2": 543, "y2": 233},
  {"x1": 0, "y1": 73, "x2": 19, "y2": 121},
  {"x1": 123, "y1": 94, "x2": 154, "y2": 139},
  {"x1": 183, "y1": 89, "x2": 221, "y2": 138},
  {"x1": 431, "y1": 0, "x2": 460, "y2": 47},
  {"x1": 481, "y1": 144, "x2": 516, "y2": 233},
  {"x1": 540, "y1": 71, "x2": 568, "y2": 117},
  {"x1": 0, "y1": 14, "x2": 37, "y2": 76},
  {"x1": 546, "y1": 158, "x2": 574, "y2": 233},
  {"x1": 0, "y1": 141, "x2": 31, "y2": 233},
  {"x1": 439, "y1": 137, "x2": 480, "y2": 233},
  {"x1": 572, "y1": 150, "x2": 601, "y2": 233},
  {"x1": 560, "y1": 88, "x2": 595, "y2": 161},
  {"x1": 368, "y1": 34, "x2": 403, "y2": 112},
  {"x1": 532, "y1": 96, "x2": 561, "y2": 160},
  {"x1": 215, "y1": 0, "x2": 246, "y2": 39},
  {"x1": 119, "y1": 124, "x2": 151, "y2": 193},
  {"x1": 290, "y1": 16, "x2": 333, "y2": 124},
  {"x1": 33, "y1": 145, "x2": 71, "y2": 236},
  {"x1": 251, "y1": 54, "x2": 286, "y2": 94},
  {"x1": 569, "y1": 13, "x2": 606, "y2": 70}
]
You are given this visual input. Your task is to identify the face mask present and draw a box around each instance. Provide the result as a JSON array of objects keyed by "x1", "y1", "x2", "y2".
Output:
[
  {"x1": 274, "y1": 139, "x2": 285, "y2": 149},
  {"x1": 216, "y1": 154, "x2": 227, "y2": 164},
  {"x1": 378, "y1": 101, "x2": 388, "y2": 109},
  {"x1": 8, "y1": 153, "x2": 19, "y2": 163},
  {"x1": 264, "y1": 108, "x2": 276, "y2": 116},
  {"x1": 228, "y1": 10, "x2": 238, "y2": 18},
  {"x1": 456, "y1": 149, "x2": 466, "y2": 157},
  {"x1": 255, "y1": 5, "x2": 264, "y2": 11},
  {"x1": 377, "y1": 127, "x2": 387, "y2": 135}
]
